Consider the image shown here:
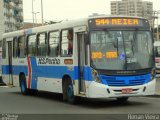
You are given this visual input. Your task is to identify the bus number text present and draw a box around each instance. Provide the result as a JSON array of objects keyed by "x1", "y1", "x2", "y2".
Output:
[{"x1": 38, "y1": 58, "x2": 60, "y2": 65}]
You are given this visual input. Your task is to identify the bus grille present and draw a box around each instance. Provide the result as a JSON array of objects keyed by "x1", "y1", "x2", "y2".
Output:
[{"x1": 100, "y1": 76, "x2": 148, "y2": 86}]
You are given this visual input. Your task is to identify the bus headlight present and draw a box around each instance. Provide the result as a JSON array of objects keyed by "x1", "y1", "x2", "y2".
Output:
[
  {"x1": 151, "y1": 68, "x2": 156, "y2": 80},
  {"x1": 91, "y1": 69, "x2": 101, "y2": 83}
]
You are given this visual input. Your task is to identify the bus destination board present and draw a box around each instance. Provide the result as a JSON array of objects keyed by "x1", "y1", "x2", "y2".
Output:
[{"x1": 89, "y1": 17, "x2": 149, "y2": 28}]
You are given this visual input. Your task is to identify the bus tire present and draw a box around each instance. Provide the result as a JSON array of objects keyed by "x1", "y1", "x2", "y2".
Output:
[
  {"x1": 63, "y1": 79, "x2": 76, "y2": 104},
  {"x1": 19, "y1": 74, "x2": 28, "y2": 95},
  {"x1": 117, "y1": 97, "x2": 129, "y2": 103}
]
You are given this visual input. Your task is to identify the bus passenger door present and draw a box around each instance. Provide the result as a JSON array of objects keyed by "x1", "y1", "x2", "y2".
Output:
[
  {"x1": 7, "y1": 41, "x2": 13, "y2": 85},
  {"x1": 77, "y1": 31, "x2": 87, "y2": 93}
]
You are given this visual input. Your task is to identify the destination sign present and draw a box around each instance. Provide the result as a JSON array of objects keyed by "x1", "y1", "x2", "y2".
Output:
[
  {"x1": 89, "y1": 17, "x2": 149, "y2": 28},
  {"x1": 96, "y1": 18, "x2": 139, "y2": 26}
]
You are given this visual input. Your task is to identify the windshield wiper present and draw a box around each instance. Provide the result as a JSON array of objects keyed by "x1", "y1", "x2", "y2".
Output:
[
  {"x1": 116, "y1": 38, "x2": 119, "y2": 56},
  {"x1": 121, "y1": 32, "x2": 127, "y2": 70},
  {"x1": 132, "y1": 29, "x2": 138, "y2": 55}
]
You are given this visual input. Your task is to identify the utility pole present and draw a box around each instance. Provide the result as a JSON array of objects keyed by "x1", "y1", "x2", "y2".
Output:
[
  {"x1": 148, "y1": 10, "x2": 160, "y2": 41},
  {"x1": 34, "y1": 12, "x2": 40, "y2": 27},
  {"x1": 157, "y1": 12, "x2": 159, "y2": 41},
  {"x1": 32, "y1": 0, "x2": 35, "y2": 27},
  {"x1": 156, "y1": 11, "x2": 160, "y2": 41},
  {"x1": 41, "y1": 0, "x2": 44, "y2": 25}
]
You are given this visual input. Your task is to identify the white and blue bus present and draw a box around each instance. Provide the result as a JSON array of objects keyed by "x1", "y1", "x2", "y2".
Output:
[{"x1": 2, "y1": 16, "x2": 156, "y2": 103}]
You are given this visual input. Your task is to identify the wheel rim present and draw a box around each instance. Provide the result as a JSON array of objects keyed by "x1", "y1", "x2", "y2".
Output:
[
  {"x1": 67, "y1": 85, "x2": 73, "y2": 98},
  {"x1": 20, "y1": 76, "x2": 26, "y2": 93},
  {"x1": 21, "y1": 78, "x2": 26, "y2": 93}
]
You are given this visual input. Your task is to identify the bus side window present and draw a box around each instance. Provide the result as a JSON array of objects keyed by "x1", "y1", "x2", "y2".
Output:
[
  {"x1": 37, "y1": 33, "x2": 47, "y2": 57},
  {"x1": 2, "y1": 39, "x2": 6, "y2": 59},
  {"x1": 17, "y1": 36, "x2": 26, "y2": 58},
  {"x1": 48, "y1": 31, "x2": 59, "y2": 57},
  {"x1": 27, "y1": 34, "x2": 36, "y2": 57},
  {"x1": 61, "y1": 29, "x2": 73, "y2": 56}
]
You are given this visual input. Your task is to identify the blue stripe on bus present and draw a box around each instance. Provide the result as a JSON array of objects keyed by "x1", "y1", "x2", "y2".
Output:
[
  {"x1": 2, "y1": 65, "x2": 93, "y2": 81},
  {"x1": 2, "y1": 65, "x2": 28, "y2": 75},
  {"x1": 2, "y1": 64, "x2": 151, "y2": 87}
]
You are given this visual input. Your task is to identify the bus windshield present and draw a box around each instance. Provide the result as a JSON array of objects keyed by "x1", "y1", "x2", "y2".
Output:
[{"x1": 90, "y1": 30, "x2": 154, "y2": 70}]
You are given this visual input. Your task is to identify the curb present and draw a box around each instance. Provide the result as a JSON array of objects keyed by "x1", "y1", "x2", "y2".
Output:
[
  {"x1": 8, "y1": 85, "x2": 15, "y2": 88},
  {"x1": 0, "y1": 84, "x2": 15, "y2": 88},
  {"x1": 150, "y1": 95, "x2": 160, "y2": 98},
  {"x1": 147, "y1": 93, "x2": 160, "y2": 98},
  {"x1": 0, "y1": 83, "x2": 15, "y2": 88}
]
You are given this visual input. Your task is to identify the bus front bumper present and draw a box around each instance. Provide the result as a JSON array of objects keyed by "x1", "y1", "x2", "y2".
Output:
[{"x1": 87, "y1": 79, "x2": 156, "y2": 98}]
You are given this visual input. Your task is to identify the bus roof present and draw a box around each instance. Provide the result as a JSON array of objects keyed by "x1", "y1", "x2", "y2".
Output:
[
  {"x1": 89, "y1": 15, "x2": 148, "y2": 20},
  {"x1": 3, "y1": 18, "x2": 88, "y2": 39},
  {"x1": 2, "y1": 15, "x2": 149, "y2": 39}
]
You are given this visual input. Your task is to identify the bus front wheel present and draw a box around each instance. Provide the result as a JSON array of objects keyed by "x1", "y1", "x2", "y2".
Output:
[
  {"x1": 63, "y1": 79, "x2": 76, "y2": 104},
  {"x1": 20, "y1": 74, "x2": 29, "y2": 95}
]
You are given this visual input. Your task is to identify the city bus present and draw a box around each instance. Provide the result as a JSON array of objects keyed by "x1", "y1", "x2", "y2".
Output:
[
  {"x1": 2, "y1": 16, "x2": 156, "y2": 104},
  {"x1": 154, "y1": 41, "x2": 160, "y2": 74}
]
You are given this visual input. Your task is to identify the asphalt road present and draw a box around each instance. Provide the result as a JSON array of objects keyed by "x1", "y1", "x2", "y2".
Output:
[
  {"x1": 0, "y1": 86, "x2": 160, "y2": 120},
  {"x1": 0, "y1": 86, "x2": 160, "y2": 114},
  {"x1": 0, "y1": 77, "x2": 160, "y2": 120}
]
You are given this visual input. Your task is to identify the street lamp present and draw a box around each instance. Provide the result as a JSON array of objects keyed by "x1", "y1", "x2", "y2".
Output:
[
  {"x1": 33, "y1": 12, "x2": 40, "y2": 27},
  {"x1": 32, "y1": 0, "x2": 44, "y2": 26},
  {"x1": 146, "y1": 10, "x2": 160, "y2": 41}
]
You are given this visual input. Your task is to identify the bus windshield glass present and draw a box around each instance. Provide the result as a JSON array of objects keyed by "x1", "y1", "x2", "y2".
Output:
[{"x1": 90, "y1": 30, "x2": 154, "y2": 70}]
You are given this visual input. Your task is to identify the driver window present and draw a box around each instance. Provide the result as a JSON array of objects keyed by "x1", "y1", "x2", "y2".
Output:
[{"x1": 61, "y1": 29, "x2": 73, "y2": 56}]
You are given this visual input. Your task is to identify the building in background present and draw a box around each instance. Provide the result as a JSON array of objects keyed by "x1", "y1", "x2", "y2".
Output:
[
  {"x1": 0, "y1": 0, "x2": 23, "y2": 35},
  {"x1": 0, "y1": 0, "x2": 23, "y2": 81},
  {"x1": 111, "y1": 0, "x2": 153, "y2": 27}
]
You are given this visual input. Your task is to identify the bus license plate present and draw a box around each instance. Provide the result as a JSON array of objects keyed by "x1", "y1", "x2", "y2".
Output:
[{"x1": 122, "y1": 88, "x2": 133, "y2": 94}]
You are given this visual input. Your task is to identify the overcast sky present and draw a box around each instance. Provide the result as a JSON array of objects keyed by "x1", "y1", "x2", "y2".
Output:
[{"x1": 23, "y1": 0, "x2": 160, "y2": 23}]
